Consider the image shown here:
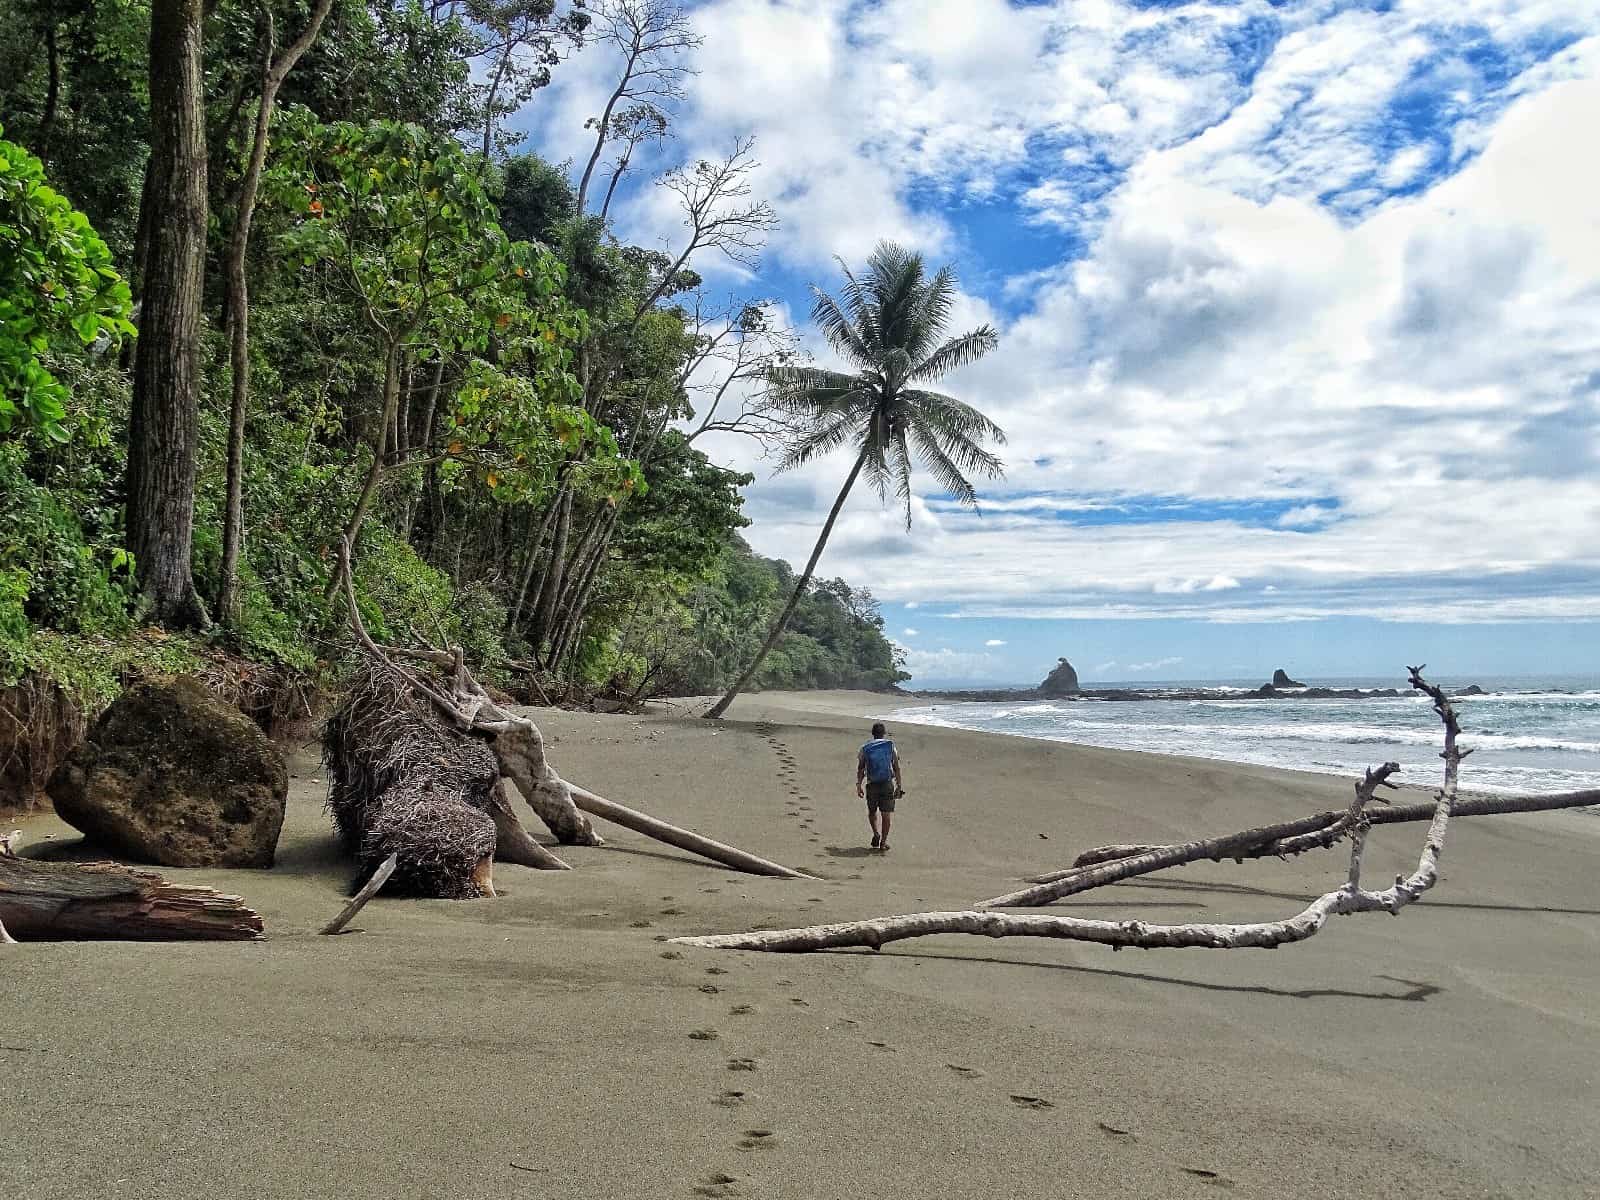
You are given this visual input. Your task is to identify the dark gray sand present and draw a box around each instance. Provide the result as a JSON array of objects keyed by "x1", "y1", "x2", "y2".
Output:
[{"x1": 4, "y1": 691, "x2": 1596, "y2": 1198}]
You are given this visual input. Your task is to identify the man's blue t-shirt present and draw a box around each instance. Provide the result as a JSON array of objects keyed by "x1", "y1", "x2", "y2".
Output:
[{"x1": 861, "y1": 738, "x2": 896, "y2": 783}]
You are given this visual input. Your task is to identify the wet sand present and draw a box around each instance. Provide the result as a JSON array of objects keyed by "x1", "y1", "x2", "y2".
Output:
[{"x1": 3, "y1": 690, "x2": 1597, "y2": 1199}]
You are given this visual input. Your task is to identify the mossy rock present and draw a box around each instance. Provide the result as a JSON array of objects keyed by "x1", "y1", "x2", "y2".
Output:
[{"x1": 47, "y1": 676, "x2": 287, "y2": 868}]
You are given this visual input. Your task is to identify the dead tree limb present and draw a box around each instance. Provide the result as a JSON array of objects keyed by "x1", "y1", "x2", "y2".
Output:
[
  {"x1": 671, "y1": 667, "x2": 1465, "y2": 955},
  {"x1": 320, "y1": 852, "x2": 397, "y2": 935},
  {"x1": 568, "y1": 784, "x2": 811, "y2": 879},
  {"x1": 0, "y1": 855, "x2": 263, "y2": 941},
  {"x1": 1009, "y1": 787, "x2": 1600, "y2": 904}
]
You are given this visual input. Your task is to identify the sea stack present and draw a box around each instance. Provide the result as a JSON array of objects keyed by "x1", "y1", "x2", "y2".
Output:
[
  {"x1": 1040, "y1": 658, "x2": 1081, "y2": 697},
  {"x1": 1271, "y1": 668, "x2": 1306, "y2": 688}
]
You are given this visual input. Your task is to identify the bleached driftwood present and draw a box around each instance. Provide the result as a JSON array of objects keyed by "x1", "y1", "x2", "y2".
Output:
[
  {"x1": 672, "y1": 668, "x2": 1466, "y2": 955},
  {"x1": 992, "y1": 784, "x2": 1600, "y2": 908},
  {"x1": 338, "y1": 539, "x2": 810, "y2": 881},
  {"x1": 320, "y1": 852, "x2": 397, "y2": 935}
]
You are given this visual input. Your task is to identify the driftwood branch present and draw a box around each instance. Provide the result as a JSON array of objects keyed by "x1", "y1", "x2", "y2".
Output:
[
  {"x1": 672, "y1": 667, "x2": 1469, "y2": 955},
  {"x1": 320, "y1": 853, "x2": 397, "y2": 935},
  {"x1": 1001, "y1": 787, "x2": 1600, "y2": 906}
]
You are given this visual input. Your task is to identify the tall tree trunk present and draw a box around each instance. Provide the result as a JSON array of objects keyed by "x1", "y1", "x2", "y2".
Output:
[
  {"x1": 218, "y1": 0, "x2": 334, "y2": 627},
  {"x1": 37, "y1": 24, "x2": 60, "y2": 166},
  {"x1": 127, "y1": 0, "x2": 209, "y2": 629},
  {"x1": 704, "y1": 448, "x2": 868, "y2": 718}
]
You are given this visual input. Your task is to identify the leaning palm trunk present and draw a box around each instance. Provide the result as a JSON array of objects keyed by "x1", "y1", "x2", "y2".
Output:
[{"x1": 704, "y1": 448, "x2": 868, "y2": 719}]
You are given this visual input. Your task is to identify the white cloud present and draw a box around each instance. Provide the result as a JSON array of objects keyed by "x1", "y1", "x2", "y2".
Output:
[
  {"x1": 896, "y1": 646, "x2": 997, "y2": 682},
  {"x1": 1127, "y1": 656, "x2": 1184, "y2": 673},
  {"x1": 985, "y1": 639, "x2": 1007, "y2": 647},
  {"x1": 902, "y1": 628, "x2": 920, "y2": 637},
  {"x1": 904, "y1": 601, "x2": 919, "y2": 609}
]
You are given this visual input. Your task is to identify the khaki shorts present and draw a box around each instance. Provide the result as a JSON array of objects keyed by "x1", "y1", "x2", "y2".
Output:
[{"x1": 865, "y1": 781, "x2": 897, "y2": 813}]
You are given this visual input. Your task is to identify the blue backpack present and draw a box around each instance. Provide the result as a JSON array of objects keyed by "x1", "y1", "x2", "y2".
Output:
[{"x1": 861, "y1": 738, "x2": 895, "y2": 783}]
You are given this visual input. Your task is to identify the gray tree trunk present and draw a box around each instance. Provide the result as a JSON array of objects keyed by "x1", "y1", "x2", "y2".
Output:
[{"x1": 127, "y1": 0, "x2": 208, "y2": 629}]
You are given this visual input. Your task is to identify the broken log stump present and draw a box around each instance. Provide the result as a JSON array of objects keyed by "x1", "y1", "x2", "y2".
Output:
[{"x1": 0, "y1": 856, "x2": 264, "y2": 940}]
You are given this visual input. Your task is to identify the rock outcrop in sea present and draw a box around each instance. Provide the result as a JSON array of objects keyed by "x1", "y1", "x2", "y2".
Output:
[
  {"x1": 1271, "y1": 668, "x2": 1307, "y2": 687},
  {"x1": 1039, "y1": 658, "x2": 1081, "y2": 697}
]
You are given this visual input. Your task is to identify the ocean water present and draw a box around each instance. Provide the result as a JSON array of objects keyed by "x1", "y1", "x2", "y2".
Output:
[{"x1": 890, "y1": 676, "x2": 1600, "y2": 796}]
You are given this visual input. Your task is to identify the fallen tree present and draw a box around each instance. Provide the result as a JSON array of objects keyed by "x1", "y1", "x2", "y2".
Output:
[
  {"x1": 328, "y1": 539, "x2": 810, "y2": 898},
  {"x1": 979, "y1": 784, "x2": 1600, "y2": 909},
  {"x1": 669, "y1": 668, "x2": 1533, "y2": 955},
  {"x1": 0, "y1": 837, "x2": 263, "y2": 941}
]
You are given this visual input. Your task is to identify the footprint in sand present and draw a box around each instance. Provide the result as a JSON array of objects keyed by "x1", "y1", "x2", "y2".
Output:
[
  {"x1": 706, "y1": 967, "x2": 728, "y2": 976},
  {"x1": 729, "y1": 1003, "x2": 754, "y2": 1015},
  {"x1": 866, "y1": 1041, "x2": 894, "y2": 1052},
  {"x1": 789, "y1": 998, "x2": 809, "y2": 1007},
  {"x1": 689, "y1": 1029, "x2": 720, "y2": 1041},
  {"x1": 946, "y1": 1064, "x2": 986, "y2": 1079},
  {"x1": 1180, "y1": 1167, "x2": 1234, "y2": 1188},
  {"x1": 1009, "y1": 1095, "x2": 1055, "y2": 1111},
  {"x1": 661, "y1": 907, "x2": 685, "y2": 916},
  {"x1": 735, "y1": 1129, "x2": 777, "y2": 1152},
  {"x1": 700, "y1": 984, "x2": 721, "y2": 995},
  {"x1": 727, "y1": 1057, "x2": 758, "y2": 1071},
  {"x1": 661, "y1": 951, "x2": 684, "y2": 960},
  {"x1": 692, "y1": 1171, "x2": 743, "y2": 1197},
  {"x1": 630, "y1": 920, "x2": 654, "y2": 928},
  {"x1": 712, "y1": 1090, "x2": 750, "y2": 1108},
  {"x1": 1097, "y1": 1122, "x2": 1134, "y2": 1139}
]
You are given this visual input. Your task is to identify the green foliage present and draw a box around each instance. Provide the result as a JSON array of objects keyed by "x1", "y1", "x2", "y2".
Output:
[
  {"x1": 354, "y1": 525, "x2": 507, "y2": 669},
  {"x1": 265, "y1": 114, "x2": 578, "y2": 356},
  {"x1": 0, "y1": 125, "x2": 135, "y2": 441}
]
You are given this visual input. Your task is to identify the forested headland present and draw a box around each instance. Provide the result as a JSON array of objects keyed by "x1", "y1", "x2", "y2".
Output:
[{"x1": 0, "y1": 0, "x2": 907, "y2": 806}]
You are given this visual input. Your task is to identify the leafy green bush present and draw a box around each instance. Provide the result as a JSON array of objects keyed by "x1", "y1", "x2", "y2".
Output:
[{"x1": 0, "y1": 123, "x2": 134, "y2": 442}]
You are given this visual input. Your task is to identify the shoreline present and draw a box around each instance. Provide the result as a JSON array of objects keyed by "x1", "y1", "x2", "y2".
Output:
[{"x1": 6, "y1": 690, "x2": 1597, "y2": 1198}]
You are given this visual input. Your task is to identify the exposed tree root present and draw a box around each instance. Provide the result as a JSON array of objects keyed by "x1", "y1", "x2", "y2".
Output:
[
  {"x1": 673, "y1": 668, "x2": 1480, "y2": 955},
  {"x1": 334, "y1": 539, "x2": 809, "y2": 888}
]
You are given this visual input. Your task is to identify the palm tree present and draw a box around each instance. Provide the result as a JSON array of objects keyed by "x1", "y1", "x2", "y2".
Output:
[{"x1": 704, "y1": 242, "x2": 1005, "y2": 719}]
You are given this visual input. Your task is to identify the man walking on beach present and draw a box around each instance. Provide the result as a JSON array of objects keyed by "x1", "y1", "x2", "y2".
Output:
[{"x1": 856, "y1": 722, "x2": 903, "y2": 851}]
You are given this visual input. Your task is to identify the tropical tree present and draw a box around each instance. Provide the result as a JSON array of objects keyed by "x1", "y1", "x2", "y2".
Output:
[{"x1": 703, "y1": 241, "x2": 1005, "y2": 719}]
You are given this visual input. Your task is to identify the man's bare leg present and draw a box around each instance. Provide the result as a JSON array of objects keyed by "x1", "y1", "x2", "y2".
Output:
[
  {"x1": 879, "y1": 810, "x2": 892, "y2": 851},
  {"x1": 868, "y1": 807, "x2": 881, "y2": 848}
]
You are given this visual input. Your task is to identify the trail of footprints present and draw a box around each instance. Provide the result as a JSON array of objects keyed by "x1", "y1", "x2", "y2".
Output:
[
  {"x1": 680, "y1": 962, "x2": 1235, "y2": 1194},
  {"x1": 754, "y1": 722, "x2": 828, "y2": 854},
  {"x1": 681, "y1": 724, "x2": 1233, "y2": 1193}
]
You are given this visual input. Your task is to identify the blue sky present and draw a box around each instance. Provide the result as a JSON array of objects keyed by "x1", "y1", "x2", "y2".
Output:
[{"x1": 516, "y1": 1, "x2": 1600, "y2": 685}]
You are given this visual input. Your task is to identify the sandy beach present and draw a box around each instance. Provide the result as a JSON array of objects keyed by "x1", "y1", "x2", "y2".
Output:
[{"x1": 3, "y1": 690, "x2": 1596, "y2": 1199}]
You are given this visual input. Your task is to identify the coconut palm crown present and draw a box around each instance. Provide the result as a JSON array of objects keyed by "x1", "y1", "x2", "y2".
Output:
[{"x1": 704, "y1": 241, "x2": 1005, "y2": 718}]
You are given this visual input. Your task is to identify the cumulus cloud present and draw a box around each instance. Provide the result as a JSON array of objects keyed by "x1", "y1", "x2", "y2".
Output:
[
  {"x1": 985, "y1": 639, "x2": 1007, "y2": 647},
  {"x1": 903, "y1": 628, "x2": 920, "y2": 637}
]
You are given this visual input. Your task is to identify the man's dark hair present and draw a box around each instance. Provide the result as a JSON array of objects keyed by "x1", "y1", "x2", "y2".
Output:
[{"x1": 871, "y1": 722, "x2": 886, "y2": 738}]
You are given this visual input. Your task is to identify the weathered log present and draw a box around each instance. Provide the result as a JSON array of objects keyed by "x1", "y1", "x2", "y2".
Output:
[
  {"x1": 320, "y1": 852, "x2": 397, "y2": 935},
  {"x1": 671, "y1": 668, "x2": 1465, "y2": 956},
  {"x1": 0, "y1": 856, "x2": 264, "y2": 940},
  {"x1": 1004, "y1": 786, "x2": 1600, "y2": 907},
  {"x1": 567, "y1": 785, "x2": 811, "y2": 879}
]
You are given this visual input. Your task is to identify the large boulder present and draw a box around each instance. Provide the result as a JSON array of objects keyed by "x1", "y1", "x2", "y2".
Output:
[
  {"x1": 1271, "y1": 668, "x2": 1307, "y2": 688},
  {"x1": 1039, "y1": 657, "x2": 1081, "y2": 697},
  {"x1": 48, "y1": 676, "x2": 287, "y2": 868}
]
